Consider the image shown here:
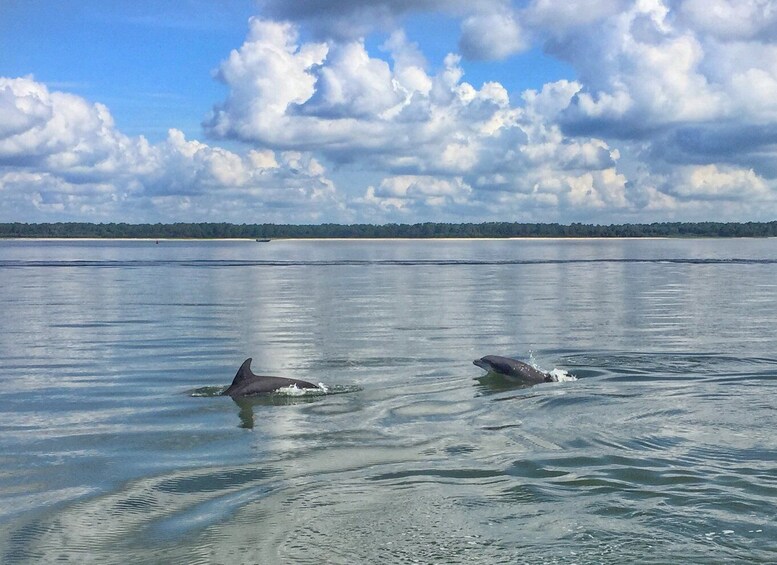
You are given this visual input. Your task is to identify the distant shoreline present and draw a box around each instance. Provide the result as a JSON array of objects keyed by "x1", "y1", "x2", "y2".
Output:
[
  {"x1": 1, "y1": 221, "x2": 776, "y2": 239},
  {"x1": 1, "y1": 236, "x2": 677, "y2": 242}
]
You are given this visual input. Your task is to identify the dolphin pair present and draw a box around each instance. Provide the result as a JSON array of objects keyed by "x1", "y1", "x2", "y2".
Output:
[
  {"x1": 473, "y1": 355, "x2": 556, "y2": 385},
  {"x1": 223, "y1": 354, "x2": 556, "y2": 397}
]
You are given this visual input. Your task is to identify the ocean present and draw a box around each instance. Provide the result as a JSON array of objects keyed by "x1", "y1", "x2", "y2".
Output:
[{"x1": 0, "y1": 238, "x2": 775, "y2": 563}]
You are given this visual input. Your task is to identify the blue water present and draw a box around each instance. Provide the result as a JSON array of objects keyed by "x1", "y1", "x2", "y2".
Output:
[{"x1": 0, "y1": 238, "x2": 776, "y2": 563}]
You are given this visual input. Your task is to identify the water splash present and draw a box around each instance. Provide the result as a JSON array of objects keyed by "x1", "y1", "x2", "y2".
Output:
[
  {"x1": 529, "y1": 350, "x2": 577, "y2": 382},
  {"x1": 274, "y1": 383, "x2": 328, "y2": 396},
  {"x1": 550, "y1": 368, "x2": 577, "y2": 382}
]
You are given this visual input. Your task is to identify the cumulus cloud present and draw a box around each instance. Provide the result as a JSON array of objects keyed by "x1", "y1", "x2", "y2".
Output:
[
  {"x1": 677, "y1": 0, "x2": 777, "y2": 41},
  {"x1": 525, "y1": 0, "x2": 628, "y2": 32},
  {"x1": 0, "y1": 77, "x2": 344, "y2": 222},
  {"x1": 459, "y1": 7, "x2": 526, "y2": 60},
  {"x1": 550, "y1": 2, "x2": 725, "y2": 137},
  {"x1": 359, "y1": 175, "x2": 472, "y2": 212},
  {"x1": 258, "y1": 0, "x2": 528, "y2": 61},
  {"x1": 538, "y1": 0, "x2": 777, "y2": 142},
  {"x1": 257, "y1": 0, "x2": 485, "y2": 40},
  {"x1": 6, "y1": 0, "x2": 777, "y2": 224},
  {"x1": 0, "y1": 79, "x2": 53, "y2": 139},
  {"x1": 668, "y1": 164, "x2": 769, "y2": 201},
  {"x1": 206, "y1": 20, "x2": 519, "y2": 167},
  {"x1": 204, "y1": 18, "x2": 654, "y2": 221},
  {"x1": 0, "y1": 77, "x2": 158, "y2": 182}
]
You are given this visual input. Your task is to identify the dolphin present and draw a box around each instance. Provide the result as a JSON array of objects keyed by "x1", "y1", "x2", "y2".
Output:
[
  {"x1": 222, "y1": 358, "x2": 322, "y2": 397},
  {"x1": 473, "y1": 355, "x2": 555, "y2": 385}
]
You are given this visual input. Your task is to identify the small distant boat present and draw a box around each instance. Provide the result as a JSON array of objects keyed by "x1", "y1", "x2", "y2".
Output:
[{"x1": 255, "y1": 238, "x2": 271, "y2": 243}]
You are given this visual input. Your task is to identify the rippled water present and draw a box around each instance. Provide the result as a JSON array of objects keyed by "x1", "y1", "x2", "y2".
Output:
[{"x1": 0, "y1": 238, "x2": 776, "y2": 564}]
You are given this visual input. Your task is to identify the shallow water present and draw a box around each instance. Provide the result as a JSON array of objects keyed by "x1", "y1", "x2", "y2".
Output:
[{"x1": 0, "y1": 238, "x2": 776, "y2": 564}]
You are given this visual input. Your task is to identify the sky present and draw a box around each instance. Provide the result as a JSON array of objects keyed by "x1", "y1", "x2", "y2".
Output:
[{"x1": 2, "y1": 0, "x2": 777, "y2": 225}]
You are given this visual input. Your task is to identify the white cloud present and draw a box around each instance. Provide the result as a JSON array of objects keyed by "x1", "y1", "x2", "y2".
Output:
[
  {"x1": 521, "y1": 80, "x2": 582, "y2": 121},
  {"x1": 730, "y1": 68, "x2": 777, "y2": 120},
  {"x1": 306, "y1": 41, "x2": 402, "y2": 119},
  {"x1": 670, "y1": 164, "x2": 770, "y2": 201},
  {"x1": 0, "y1": 78, "x2": 53, "y2": 139},
  {"x1": 6, "y1": 1, "x2": 777, "y2": 224},
  {"x1": 207, "y1": 15, "x2": 722, "y2": 225},
  {"x1": 0, "y1": 77, "x2": 158, "y2": 182},
  {"x1": 205, "y1": 21, "x2": 527, "y2": 177},
  {"x1": 459, "y1": 8, "x2": 526, "y2": 60},
  {"x1": 382, "y1": 30, "x2": 433, "y2": 98},
  {"x1": 356, "y1": 175, "x2": 473, "y2": 220},
  {"x1": 0, "y1": 77, "x2": 344, "y2": 222},
  {"x1": 565, "y1": 168, "x2": 629, "y2": 208},
  {"x1": 257, "y1": 0, "x2": 495, "y2": 41},
  {"x1": 551, "y1": 1, "x2": 726, "y2": 136},
  {"x1": 526, "y1": 0, "x2": 628, "y2": 33},
  {"x1": 207, "y1": 19, "x2": 328, "y2": 142},
  {"x1": 678, "y1": 0, "x2": 777, "y2": 41}
]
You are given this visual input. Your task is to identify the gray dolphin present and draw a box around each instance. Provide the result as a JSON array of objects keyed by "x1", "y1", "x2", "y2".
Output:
[
  {"x1": 473, "y1": 355, "x2": 555, "y2": 384},
  {"x1": 222, "y1": 358, "x2": 321, "y2": 397}
]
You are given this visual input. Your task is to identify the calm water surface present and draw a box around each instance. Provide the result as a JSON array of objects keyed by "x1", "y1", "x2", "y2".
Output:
[{"x1": 0, "y1": 238, "x2": 775, "y2": 564}]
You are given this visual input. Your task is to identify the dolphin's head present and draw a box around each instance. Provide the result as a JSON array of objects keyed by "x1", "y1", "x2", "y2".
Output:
[
  {"x1": 473, "y1": 356, "x2": 497, "y2": 372},
  {"x1": 474, "y1": 355, "x2": 515, "y2": 375},
  {"x1": 474, "y1": 355, "x2": 550, "y2": 384}
]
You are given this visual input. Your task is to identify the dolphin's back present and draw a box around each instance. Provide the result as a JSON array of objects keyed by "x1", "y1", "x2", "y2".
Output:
[
  {"x1": 478, "y1": 355, "x2": 551, "y2": 383},
  {"x1": 229, "y1": 358, "x2": 254, "y2": 385},
  {"x1": 223, "y1": 358, "x2": 319, "y2": 397}
]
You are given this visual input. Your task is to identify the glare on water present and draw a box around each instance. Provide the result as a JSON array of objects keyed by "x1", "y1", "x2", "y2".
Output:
[{"x1": 0, "y1": 238, "x2": 776, "y2": 564}]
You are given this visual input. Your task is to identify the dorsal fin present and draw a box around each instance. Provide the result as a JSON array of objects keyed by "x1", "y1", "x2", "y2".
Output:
[{"x1": 230, "y1": 358, "x2": 255, "y2": 386}]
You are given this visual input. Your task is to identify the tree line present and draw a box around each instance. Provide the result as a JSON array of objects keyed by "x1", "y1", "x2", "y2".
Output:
[{"x1": 2, "y1": 221, "x2": 777, "y2": 239}]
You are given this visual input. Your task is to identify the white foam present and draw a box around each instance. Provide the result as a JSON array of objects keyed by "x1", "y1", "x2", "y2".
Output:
[
  {"x1": 275, "y1": 384, "x2": 307, "y2": 396},
  {"x1": 549, "y1": 368, "x2": 577, "y2": 382},
  {"x1": 524, "y1": 351, "x2": 577, "y2": 382},
  {"x1": 275, "y1": 383, "x2": 328, "y2": 396}
]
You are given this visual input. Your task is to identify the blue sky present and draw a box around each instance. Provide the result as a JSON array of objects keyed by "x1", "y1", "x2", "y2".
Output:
[{"x1": 2, "y1": 0, "x2": 777, "y2": 224}]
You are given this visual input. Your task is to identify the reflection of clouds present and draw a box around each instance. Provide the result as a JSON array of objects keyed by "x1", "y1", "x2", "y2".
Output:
[
  {"x1": 3, "y1": 239, "x2": 777, "y2": 561},
  {"x1": 0, "y1": 486, "x2": 97, "y2": 522},
  {"x1": 1, "y1": 464, "x2": 283, "y2": 561}
]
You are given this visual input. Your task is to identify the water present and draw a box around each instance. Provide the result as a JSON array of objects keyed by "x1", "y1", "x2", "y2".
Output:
[{"x1": 0, "y1": 238, "x2": 775, "y2": 564}]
